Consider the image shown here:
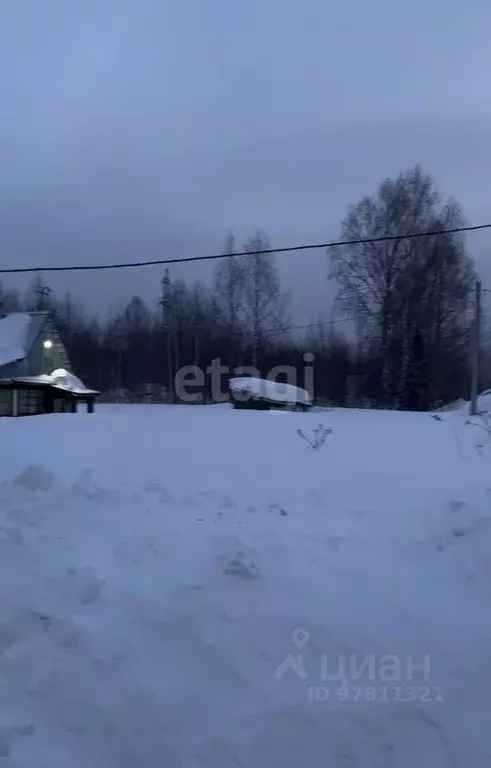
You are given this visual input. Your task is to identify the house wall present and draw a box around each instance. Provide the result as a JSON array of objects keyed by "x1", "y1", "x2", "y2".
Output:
[
  {"x1": 25, "y1": 317, "x2": 71, "y2": 376},
  {"x1": 17, "y1": 388, "x2": 46, "y2": 415},
  {"x1": 0, "y1": 315, "x2": 71, "y2": 379},
  {"x1": 0, "y1": 388, "x2": 12, "y2": 416},
  {"x1": 0, "y1": 384, "x2": 94, "y2": 417}
]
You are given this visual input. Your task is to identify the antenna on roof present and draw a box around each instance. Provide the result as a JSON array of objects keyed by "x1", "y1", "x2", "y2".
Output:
[{"x1": 35, "y1": 284, "x2": 52, "y2": 311}]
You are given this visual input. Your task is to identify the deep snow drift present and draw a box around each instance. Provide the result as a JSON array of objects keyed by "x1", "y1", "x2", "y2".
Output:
[{"x1": 1, "y1": 403, "x2": 491, "y2": 766}]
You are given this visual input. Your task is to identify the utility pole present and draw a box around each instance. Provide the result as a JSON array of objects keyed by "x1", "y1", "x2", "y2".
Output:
[
  {"x1": 470, "y1": 280, "x2": 482, "y2": 416},
  {"x1": 160, "y1": 269, "x2": 174, "y2": 403},
  {"x1": 193, "y1": 318, "x2": 200, "y2": 370},
  {"x1": 116, "y1": 332, "x2": 126, "y2": 397}
]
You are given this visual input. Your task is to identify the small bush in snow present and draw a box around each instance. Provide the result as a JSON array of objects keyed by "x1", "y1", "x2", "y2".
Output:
[{"x1": 297, "y1": 424, "x2": 332, "y2": 450}]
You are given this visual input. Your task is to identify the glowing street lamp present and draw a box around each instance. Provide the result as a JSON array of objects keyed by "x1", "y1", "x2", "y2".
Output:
[{"x1": 43, "y1": 340, "x2": 53, "y2": 349}]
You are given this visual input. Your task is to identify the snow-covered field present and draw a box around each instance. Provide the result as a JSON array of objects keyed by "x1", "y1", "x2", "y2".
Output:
[{"x1": 1, "y1": 402, "x2": 491, "y2": 766}]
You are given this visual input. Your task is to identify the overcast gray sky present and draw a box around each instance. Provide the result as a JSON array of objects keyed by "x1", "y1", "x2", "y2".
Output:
[{"x1": 1, "y1": 0, "x2": 491, "y2": 322}]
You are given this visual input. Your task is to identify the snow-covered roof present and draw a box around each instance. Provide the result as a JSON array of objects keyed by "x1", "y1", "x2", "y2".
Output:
[
  {"x1": 229, "y1": 376, "x2": 311, "y2": 405},
  {"x1": 0, "y1": 311, "x2": 52, "y2": 369},
  {"x1": 0, "y1": 370, "x2": 98, "y2": 396},
  {"x1": 0, "y1": 313, "x2": 32, "y2": 367},
  {"x1": 13, "y1": 369, "x2": 98, "y2": 396}
]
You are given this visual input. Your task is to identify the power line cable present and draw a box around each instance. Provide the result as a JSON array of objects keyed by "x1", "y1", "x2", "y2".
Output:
[
  {"x1": 173, "y1": 315, "x2": 361, "y2": 337},
  {"x1": 1, "y1": 223, "x2": 490, "y2": 275},
  {"x1": 225, "y1": 316, "x2": 362, "y2": 337},
  {"x1": 274, "y1": 317, "x2": 361, "y2": 333}
]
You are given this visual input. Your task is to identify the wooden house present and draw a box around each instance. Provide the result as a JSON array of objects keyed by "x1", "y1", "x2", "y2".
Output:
[{"x1": 0, "y1": 312, "x2": 98, "y2": 417}]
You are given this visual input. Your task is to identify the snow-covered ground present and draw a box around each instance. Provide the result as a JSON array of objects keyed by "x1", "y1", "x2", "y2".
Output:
[{"x1": 1, "y1": 402, "x2": 491, "y2": 766}]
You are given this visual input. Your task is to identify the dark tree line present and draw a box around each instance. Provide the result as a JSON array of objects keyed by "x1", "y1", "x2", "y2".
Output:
[{"x1": 0, "y1": 168, "x2": 485, "y2": 409}]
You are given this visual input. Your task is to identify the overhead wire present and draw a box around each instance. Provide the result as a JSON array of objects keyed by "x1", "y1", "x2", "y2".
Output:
[{"x1": 0, "y1": 223, "x2": 490, "y2": 274}]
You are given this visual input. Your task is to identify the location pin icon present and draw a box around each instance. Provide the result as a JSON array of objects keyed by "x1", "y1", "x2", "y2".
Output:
[{"x1": 292, "y1": 628, "x2": 310, "y2": 650}]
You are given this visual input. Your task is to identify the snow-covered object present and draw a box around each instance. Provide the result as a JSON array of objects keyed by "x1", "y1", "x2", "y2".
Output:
[
  {"x1": 50, "y1": 368, "x2": 93, "y2": 394},
  {"x1": 229, "y1": 376, "x2": 311, "y2": 406},
  {"x1": 0, "y1": 313, "x2": 31, "y2": 367}
]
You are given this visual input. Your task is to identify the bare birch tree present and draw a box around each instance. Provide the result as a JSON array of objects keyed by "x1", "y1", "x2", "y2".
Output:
[
  {"x1": 329, "y1": 166, "x2": 474, "y2": 409},
  {"x1": 213, "y1": 233, "x2": 245, "y2": 368},
  {"x1": 241, "y1": 230, "x2": 289, "y2": 370}
]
